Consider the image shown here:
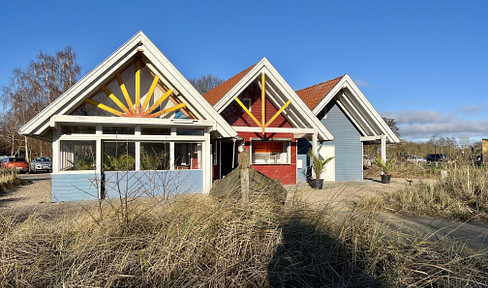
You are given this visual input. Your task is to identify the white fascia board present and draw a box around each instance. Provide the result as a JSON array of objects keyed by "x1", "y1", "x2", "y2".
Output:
[
  {"x1": 138, "y1": 34, "x2": 236, "y2": 138},
  {"x1": 260, "y1": 61, "x2": 333, "y2": 141},
  {"x1": 233, "y1": 126, "x2": 317, "y2": 134},
  {"x1": 339, "y1": 92, "x2": 376, "y2": 135},
  {"x1": 213, "y1": 58, "x2": 333, "y2": 141},
  {"x1": 20, "y1": 32, "x2": 144, "y2": 136},
  {"x1": 341, "y1": 75, "x2": 400, "y2": 143},
  {"x1": 213, "y1": 58, "x2": 267, "y2": 112},
  {"x1": 50, "y1": 115, "x2": 216, "y2": 128},
  {"x1": 312, "y1": 74, "x2": 399, "y2": 143},
  {"x1": 20, "y1": 31, "x2": 236, "y2": 139}
]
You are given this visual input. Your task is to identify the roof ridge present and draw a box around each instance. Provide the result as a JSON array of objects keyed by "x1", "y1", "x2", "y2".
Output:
[{"x1": 296, "y1": 75, "x2": 344, "y2": 92}]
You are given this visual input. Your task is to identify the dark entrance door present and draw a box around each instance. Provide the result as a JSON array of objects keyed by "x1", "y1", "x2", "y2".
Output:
[{"x1": 220, "y1": 141, "x2": 238, "y2": 178}]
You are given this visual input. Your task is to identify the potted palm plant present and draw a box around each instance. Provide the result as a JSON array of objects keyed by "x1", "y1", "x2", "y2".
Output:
[
  {"x1": 374, "y1": 156, "x2": 395, "y2": 184},
  {"x1": 307, "y1": 149, "x2": 334, "y2": 189}
]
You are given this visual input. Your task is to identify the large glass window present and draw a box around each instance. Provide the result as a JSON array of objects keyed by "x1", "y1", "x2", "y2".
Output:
[
  {"x1": 140, "y1": 142, "x2": 170, "y2": 170},
  {"x1": 60, "y1": 140, "x2": 96, "y2": 171},
  {"x1": 252, "y1": 141, "x2": 290, "y2": 164},
  {"x1": 103, "y1": 141, "x2": 135, "y2": 171},
  {"x1": 175, "y1": 143, "x2": 201, "y2": 169}
]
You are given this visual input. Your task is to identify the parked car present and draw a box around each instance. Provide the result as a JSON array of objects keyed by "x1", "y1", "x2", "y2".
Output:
[
  {"x1": 1, "y1": 157, "x2": 29, "y2": 173},
  {"x1": 425, "y1": 154, "x2": 448, "y2": 163},
  {"x1": 30, "y1": 156, "x2": 52, "y2": 173},
  {"x1": 405, "y1": 155, "x2": 427, "y2": 164}
]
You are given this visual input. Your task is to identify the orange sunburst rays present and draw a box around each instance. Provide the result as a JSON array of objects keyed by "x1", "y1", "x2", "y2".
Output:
[{"x1": 85, "y1": 61, "x2": 186, "y2": 118}]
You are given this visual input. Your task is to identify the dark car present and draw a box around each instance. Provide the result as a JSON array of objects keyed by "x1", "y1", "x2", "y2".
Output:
[
  {"x1": 425, "y1": 154, "x2": 448, "y2": 163},
  {"x1": 30, "y1": 156, "x2": 52, "y2": 173},
  {"x1": 1, "y1": 157, "x2": 29, "y2": 173}
]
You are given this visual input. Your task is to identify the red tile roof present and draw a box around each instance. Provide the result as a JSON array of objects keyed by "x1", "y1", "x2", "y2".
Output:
[
  {"x1": 203, "y1": 64, "x2": 256, "y2": 106},
  {"x1": 296, "y1": 76, "x2": 344, "y2": 110}
]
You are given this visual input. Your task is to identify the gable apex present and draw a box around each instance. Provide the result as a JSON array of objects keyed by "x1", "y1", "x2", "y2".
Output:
[{"x1": 20, "y1": 31, "x2": 236, "y2": 139}]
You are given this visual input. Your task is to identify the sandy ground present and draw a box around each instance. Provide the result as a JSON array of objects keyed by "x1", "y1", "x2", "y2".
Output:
[{"x1": 285, "y1": 177, "x2": 436, "y2": 210}]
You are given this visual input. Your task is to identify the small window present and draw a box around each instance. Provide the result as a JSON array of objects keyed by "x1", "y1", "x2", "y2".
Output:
[
  {"x1": 242, "y1": 97, "x2": 251, "y2": 111},
  {"x1": 251, "y1": 141, "x2": 290, "y2": 164},
  {"x1": 61, "y1": 126, "x2": 96, "y2": 134},
  {"x1": 141, "y1": 128, "x2": 171, "y2": 135},
  {"x1": 177, "y1": 129, "x2": 204, "y2": 136},
  {"x1": 103, "y1": 127, "x2": 134, "y2": 135}
]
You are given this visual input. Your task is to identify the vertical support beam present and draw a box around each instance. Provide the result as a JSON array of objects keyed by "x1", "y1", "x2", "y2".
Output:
[
  {"x1": 204, "y1": 131, "x2": 211, "y2": 193},
  {"x1": 135, "y1": 60, "x2": 141, "y2": 113},
  {"x1": 311, "y1": 132, "x2": 318, "y2": 179},
  {"x1": 170, "y1": 128, "x2": 176, "y2": 170},
  {"x1": 381, "y1": 135, "x2": 387, "y2": 162},
  {"x1": 135, "y1": 126, "x2": 141, "y2": 171},
  {"x1": 96, "y1": 125, "x2": 103, "y2": 199},
  {"x1": 52, "y1": 125, "x2": 61, "y2": 174},
  {"x1": 238, "y1": 151, "x2": 250, "y2": 203},
  {"x1": 261, "y1": 73, "x2": 266, "y2": 135}
]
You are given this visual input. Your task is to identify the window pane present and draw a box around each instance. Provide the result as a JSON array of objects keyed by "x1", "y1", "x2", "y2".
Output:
[
  {"x1": 177, "y1": 129, "x2": 204, "y2": 136},
  {"x1": 60, "y1": 140, "x2": 96, "y2": 171},
  {"x1": 61, "y1": 126, "x2": 96, "y2": 134},
  {"x1": 252, "y1": 141, "x2": 289, "y2": 164},
  {"x1": 175, "y1": 143, "x2": 201, "y2": 169},
  {"x1": 103, "y1": 127, "x2": 134, "y2": 134},
  {"x1": 103, "y1": 141, "x2": 135, "y2": 171},
  {"x1": 141, "y1": 128, "x2": 171, "y2": 135},
  {"x1": 140, "y1": 142, "x2": 170, "y2": 170}
]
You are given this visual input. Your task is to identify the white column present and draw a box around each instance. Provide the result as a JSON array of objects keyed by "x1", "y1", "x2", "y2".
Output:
[
  {"x1": 96, "y1": 125, "x2": 103, "y2": 199},
  {"x1": 311, "y1": 132, "x2": 318, "y2": 179},
  {"x1": 135, "y1": 126, "x2": 141, "y2": 171},
  {"x1": 170, "y1": 128, "x2": 176, "y2": 170},
  {"x1": 52, "y1": 125, "x2": 61, "y2": 174},
  {"x1": 381, "y1": 135, "x2": 387, "y2": 162},
  {"x1": 204, "y1": 132, "x2": 211, "y2": 193}
]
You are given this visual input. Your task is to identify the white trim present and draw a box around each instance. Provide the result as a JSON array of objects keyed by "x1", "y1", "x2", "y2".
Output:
[
  {"x1": 211, "y1": 58, "x2": 333, "y2": 141},
  {"x1": 233, "y1": 126, "x2": 317, "y2": 135},
  {"x1": 311, "y1": 74, "x2": 400, "y2": 143},
  {"x1": 50, "y1": 115, "x2": 215, "y2": 128},
  {"x1": 335, "y1": 99, "x2": 368, "y2": 136},
  {"x1": 20, "y1": 31, "x2": 237, "y2": 139}
]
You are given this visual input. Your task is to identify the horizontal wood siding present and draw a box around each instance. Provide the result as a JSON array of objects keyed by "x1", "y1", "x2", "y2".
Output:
[
  {"x1": 51, "y1": 173, "x2": 99, "y2": 202},
  {"x1": 321, "y1": 102, "x2": 362, "y2": 181},
  {"x1": 103, "y1": 170, "x2": 204, "y2": 199}
]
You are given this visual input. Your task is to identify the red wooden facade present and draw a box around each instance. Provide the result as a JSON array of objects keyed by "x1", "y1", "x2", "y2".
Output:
[{"x1": 214, "y1": 82, "x2": 298, "y2": 185}]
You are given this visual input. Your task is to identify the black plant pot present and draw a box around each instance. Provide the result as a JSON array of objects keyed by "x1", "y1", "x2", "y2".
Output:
[
  {"x1": 310, "y1": 179, "x2": 324, "y2": 189},
  {"x1": 381, "y1": 174, "x2": 391, "y2": 184}
]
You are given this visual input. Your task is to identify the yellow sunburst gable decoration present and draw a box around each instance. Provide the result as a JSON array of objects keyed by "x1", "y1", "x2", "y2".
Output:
[
  {"x1": 234, "y1": 73, "x2": 291, "y2": 134},
  {"x1": 85, "y1": 60, "x2": 186, "y2": 118}
]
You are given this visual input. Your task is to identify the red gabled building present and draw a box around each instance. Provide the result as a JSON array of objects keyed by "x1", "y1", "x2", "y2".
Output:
[{"x1": 203, "y1": 58, "x2": 332, "y2": 185}]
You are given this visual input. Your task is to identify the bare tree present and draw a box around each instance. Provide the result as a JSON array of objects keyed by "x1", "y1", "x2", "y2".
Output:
[
  {"x1": 189, "y1": 74, "x2": 224, "y2": 94},
  {"x1": 0, "y1": 47, "x2": 81, "y2": 160},
  {"x1": 382, "y1": 116, "x2": 400, "y2": 137}
]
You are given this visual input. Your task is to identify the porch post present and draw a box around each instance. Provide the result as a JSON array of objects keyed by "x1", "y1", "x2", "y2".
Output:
[
  {"x1": 52, "y1": 125, "x2": 61, "y2": 174},
  {"x1": 134, "y1": 126, "x2": 141, "y2": 171},
  {"x1": 312, "y1": 132, "x2": 318, "y2": 179},
  {"x1": 381, "y1": 135, "x2": 387, "y2": 162},
  {"x1": 96, "y1": 125, "x2": 103, "y2": 199}
]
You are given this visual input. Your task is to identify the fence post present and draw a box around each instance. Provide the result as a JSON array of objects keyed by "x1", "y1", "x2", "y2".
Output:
[{"x1": 238, "y1": 151, "x2": 250, "y2": 203}]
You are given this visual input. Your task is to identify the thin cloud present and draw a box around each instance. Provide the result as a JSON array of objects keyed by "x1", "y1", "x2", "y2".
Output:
[
  {"x1": 394, "y1": 110, "x2": 488, "y2": 140},
  {"x1": 459, "y1": 105, "x2": 485, "y2": 115},
  {"x1": 354, "y1": 79, "x2": 369, "y2": 87}
]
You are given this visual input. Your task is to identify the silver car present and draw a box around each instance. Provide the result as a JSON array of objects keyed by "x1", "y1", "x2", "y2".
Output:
[{"x1": 30, "y1": 156, "x2": 52, "y2": 173}]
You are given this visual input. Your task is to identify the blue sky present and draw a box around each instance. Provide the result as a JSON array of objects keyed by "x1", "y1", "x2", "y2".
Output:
[{"x1": 1, "y1": 0, "x2": 487, "y2": 142}]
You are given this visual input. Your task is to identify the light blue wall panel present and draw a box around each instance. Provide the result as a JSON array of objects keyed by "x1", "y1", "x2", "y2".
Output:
[
  {"x1": 321, "y1": 103, "x2": 363, "y2": 181},
  {"x1": 297, "y1": 139, "x2": 312, "y2": 182},
  {"x1": 103, "y1": 170, "x2": 204, "y2": 199},
  {"x1": 51, "y1": 173, "x2": 100, "y2": 202}
]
